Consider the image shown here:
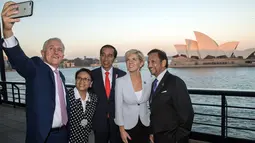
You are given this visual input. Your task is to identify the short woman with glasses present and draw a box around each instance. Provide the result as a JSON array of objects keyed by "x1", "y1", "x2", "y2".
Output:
[{"x1": 68, "y1": 68, "x2": 97, "y2": 143}]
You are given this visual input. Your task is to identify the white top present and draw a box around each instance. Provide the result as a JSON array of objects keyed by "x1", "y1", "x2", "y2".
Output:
[
  {"x1": 135, "y1": 90, "x2": 142, "y2": 101},
  {"x1": 74, "y1": 88, "x2": 90, "y2": 112}
]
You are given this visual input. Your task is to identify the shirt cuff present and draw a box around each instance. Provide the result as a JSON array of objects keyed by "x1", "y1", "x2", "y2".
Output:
[{"x1": 2, "y1": 35, "x2": 18, "y2": 48}]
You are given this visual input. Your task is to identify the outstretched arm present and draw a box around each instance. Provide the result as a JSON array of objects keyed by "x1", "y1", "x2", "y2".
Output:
[
  {"x1": 3, "y1": 37, "x2": 36, "y2": 79},
  {"x1": 1, "y1": 2, "x2": 35, "y2": 78}
]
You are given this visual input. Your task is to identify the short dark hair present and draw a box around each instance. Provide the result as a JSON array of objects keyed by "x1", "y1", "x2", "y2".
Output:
[
  {"x1": 147, "y1": 49, "x2": 168, "y2": 68},
  {"x1": 75, "y1": 68, "x2": 93, "y2": 81},
  {"x1": 100, "y1": 44, "x2": 118, "y2": 59}
]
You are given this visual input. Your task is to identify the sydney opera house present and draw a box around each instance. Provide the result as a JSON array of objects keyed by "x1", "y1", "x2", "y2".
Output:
[{"x1": 170, "y1": 31, "x2": 255, "y2": 67}]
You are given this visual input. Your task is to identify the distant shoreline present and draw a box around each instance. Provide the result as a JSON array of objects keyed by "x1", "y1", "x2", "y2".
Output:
[
  {"x1": 169, "y1": 58, "x2": 255, "y2": 68},
  {"x1": 169, "y1": 64, "x2": 255, "y2": 68},
  {"x1": 4, "y1": 66, "x2": 91, "y2": 72}
]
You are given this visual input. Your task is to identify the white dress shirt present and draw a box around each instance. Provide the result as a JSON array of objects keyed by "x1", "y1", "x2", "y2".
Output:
[
  {"x1": 101, "y1": 67, "x2": 113, "y2": 88},
  {"x1": 3, "y1": 35, "x2": 67, "y2": 128},
  {"x1": 45, "y1": 63, "x2": 67, "y2": 128},
  {"x1": 2, "y1": 36, "x2": 18, "y2": 48},
  {"x1": 156, "y1": 69, "x2": 167, "y2": 86},
  {"x1": 74, "y1": 87, "x2": 90, "y2": 112}
]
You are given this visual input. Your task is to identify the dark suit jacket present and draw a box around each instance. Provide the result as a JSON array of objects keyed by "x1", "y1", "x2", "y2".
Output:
[
  {"x1": 3, "y1": 44, "x2": 70, "y2": 143},
  {"x1": 150, "y1": 71, "x2": 194, "y2": 143},
  {"x1": 91, "y1": 67, "x2": 126, "y2": 132}
]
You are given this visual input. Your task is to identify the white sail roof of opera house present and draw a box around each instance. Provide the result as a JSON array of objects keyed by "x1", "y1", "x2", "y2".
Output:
[
  {"x1": 172, "y1": 31, "x2": 253, "y2": 59},
  {"x1": 217, "y1": 42, "x2": 239, "y2": 57},
  {"x1": 234, "y1": 48, "x2": 255, "y2": 59},
  {"x1": 193, "y1": 31, "x2": 239, "y2": 59},
  {"x1": 185, "y1": 39, "x2": 200, "y2": 58},
  {"x1": 174, "y1": 44, "x2": 188, "y2": 56}
]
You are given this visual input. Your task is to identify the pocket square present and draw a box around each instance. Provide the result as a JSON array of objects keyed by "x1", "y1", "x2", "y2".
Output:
[{"x1": 161, "y1": 90, "x2": 167, "y2": 93}]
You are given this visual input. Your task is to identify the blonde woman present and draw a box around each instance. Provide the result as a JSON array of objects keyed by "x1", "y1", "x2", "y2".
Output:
[{"x1": 115, "y1": 49, "x2": 152, "y2": 143}]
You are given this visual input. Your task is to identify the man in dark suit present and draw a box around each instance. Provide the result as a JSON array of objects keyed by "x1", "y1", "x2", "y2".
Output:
[
  {"x1": 92, "y1": 45, "x2": 126, "y2": 143},
  {"x1": 147, "y1": 49, "x2": 194, "y2": 143},
  {"x1": 1, "y1": 2, "x2": 69, "y2": 143}
]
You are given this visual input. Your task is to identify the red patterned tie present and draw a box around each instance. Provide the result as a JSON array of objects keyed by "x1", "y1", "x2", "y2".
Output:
[{"x1": 105, "y1": 71, "x2": 110, "y2": 98}]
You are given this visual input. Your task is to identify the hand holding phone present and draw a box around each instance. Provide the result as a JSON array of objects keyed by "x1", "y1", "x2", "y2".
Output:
[{"x1": 10, "y1": 1, "x2": 34, "y2": 19}]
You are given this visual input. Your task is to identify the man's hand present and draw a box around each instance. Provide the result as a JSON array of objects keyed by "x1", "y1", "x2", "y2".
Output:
[
  {"x1": 149, "y1": 134, "x2": 154, "y2": 143},
  {"x1": 1, "y1": 1, "x2": 20, "y2": 38}
]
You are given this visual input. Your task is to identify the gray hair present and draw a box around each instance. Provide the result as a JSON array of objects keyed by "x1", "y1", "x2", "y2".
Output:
[
  {"x1": 42, "y1": 37, "x2": 65, "y2": 52},
  {"x1": 125, "y1": 49, "x2": 145, "y2": 68}
]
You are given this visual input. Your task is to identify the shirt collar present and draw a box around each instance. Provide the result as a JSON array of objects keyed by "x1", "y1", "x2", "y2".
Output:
[
  {"x1": 156, "y1": 69, "x2": 167, "y2": 83},
  {"x1": 101, "y1": 66, "x2": 113, "y2": 75},
  {"x1": 74, "y1": 87, "x2": 90, "y2": 102},
  {"x1": 44, "y1": 62, "x2": 58, "y2": 72}
]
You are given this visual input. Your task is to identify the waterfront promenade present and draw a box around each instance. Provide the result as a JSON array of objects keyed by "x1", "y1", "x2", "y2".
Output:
[
  {"x1": 0, "y1": 104, "x2": 25, "y2": 143},
  {"x1": 0, "y1": 104, "x2": 208, "y2": 143},
  {"x1": 1, "y1": 80, "x2": 255, "y2": 143}
]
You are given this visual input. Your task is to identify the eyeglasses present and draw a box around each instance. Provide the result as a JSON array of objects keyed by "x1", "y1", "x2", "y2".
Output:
[{"x1": 76, "y1": 77, "x2": 92, "y2": 82}]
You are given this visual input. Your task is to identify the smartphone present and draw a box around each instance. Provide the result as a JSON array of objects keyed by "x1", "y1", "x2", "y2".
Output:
[{"x1": 11, "y1": 1, "x2": 34, "y2": 18}]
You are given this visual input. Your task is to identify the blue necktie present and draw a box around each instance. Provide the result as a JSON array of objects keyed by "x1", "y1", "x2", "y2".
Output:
[{"x1": 152, "y1": 79, "x2": 158, "y2": 92}]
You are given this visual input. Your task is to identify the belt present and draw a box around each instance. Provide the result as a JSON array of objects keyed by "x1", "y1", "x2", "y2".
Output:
[{"x1": 50, "y1": 125, "x2": 67, "y2": 132}]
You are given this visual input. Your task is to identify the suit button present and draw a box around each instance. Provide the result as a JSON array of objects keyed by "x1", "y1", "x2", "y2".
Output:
[{"x1": 137, "y1": 104, "x2": 140, "y2": 106}]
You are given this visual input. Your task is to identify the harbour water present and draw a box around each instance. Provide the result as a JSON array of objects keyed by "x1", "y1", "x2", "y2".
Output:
[
  {"x1": 6, "y1": 62, "x2": 255, "y2": 90},
  {"x1": 3, "y1": 62, "x2": 255, "y2": 140}
]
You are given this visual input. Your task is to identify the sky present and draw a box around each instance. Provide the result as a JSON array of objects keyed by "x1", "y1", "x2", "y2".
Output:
[{"x1": 1, "y1": 0, "x2": 255, "y2": 59}]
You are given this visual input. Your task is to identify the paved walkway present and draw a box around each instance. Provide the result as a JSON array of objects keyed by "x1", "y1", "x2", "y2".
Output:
[
  {"x1": 0, "y1": 104, "x2": 26, "y2": 143},
  {"x1": 0, "y1": 104, "x2": 209, "y2": 143}
]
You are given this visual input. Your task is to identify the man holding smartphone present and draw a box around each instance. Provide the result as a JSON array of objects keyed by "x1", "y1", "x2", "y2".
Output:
[{"x1": 1, "y1": 2, "x2": 69, "y2": 143}]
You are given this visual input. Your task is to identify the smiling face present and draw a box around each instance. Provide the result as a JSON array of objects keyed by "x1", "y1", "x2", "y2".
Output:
[
  {"x1": 126, "y1": 53, "x2": 144, "y2": 73},
  {"x1": 41, "y1": 39, "x2": 64, "y2": 69},
  {"x1": 75, "y1": 71, "x2": 92, "y2": 92},
  {"x1": 147, "y1": 52, "x2": 166, "y2": 77},
  {"x1": 100, "y1": 47, "x2": 115, "y2": 71}
]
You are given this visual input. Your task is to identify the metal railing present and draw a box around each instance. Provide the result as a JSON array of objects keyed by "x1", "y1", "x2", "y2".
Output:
[
  {"x1": 0, "y1": 81, "x2": 75, "y2": 107},
  {"x1": 0, "y1": 81, "x2": 255, "y2": 143},
  {"x1": 189, "y1": 88, "x2": 255, "y2": 143}
]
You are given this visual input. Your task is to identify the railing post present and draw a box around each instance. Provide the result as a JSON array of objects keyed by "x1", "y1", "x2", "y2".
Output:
[
  {"x1": 221, "y1": 95, "x2": 226, "y2": 141},
  {"x1": 225, "y1": 99, "x2": 228, "y2": 138},
  {"x1": 13, "y1": 84, "x2": 21, "y2": 104},
  {"x1": 0, "y1": 87, "x2": 2, "y2": 104},
  {"x1": 18, "y1": 87, "x2": 20, "y2": 104},
  {"x1": 11, "y1": 83, "x2": 16, "y2": 108}
]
